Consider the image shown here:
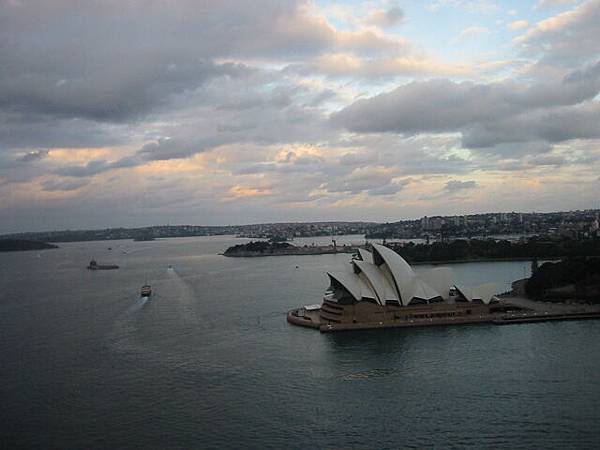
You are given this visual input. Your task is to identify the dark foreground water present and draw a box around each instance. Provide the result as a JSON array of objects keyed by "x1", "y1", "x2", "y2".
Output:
[{"x1": 1, "y1": 236, "x2": 599, "y2": 449}]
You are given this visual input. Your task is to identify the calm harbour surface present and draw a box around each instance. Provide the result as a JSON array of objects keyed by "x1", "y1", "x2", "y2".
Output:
[{"x1": 1, "y1": 235, "x2": 600, "y2": 449}]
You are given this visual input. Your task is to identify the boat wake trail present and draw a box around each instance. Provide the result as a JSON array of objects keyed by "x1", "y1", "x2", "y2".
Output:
[
  {"x1": 130, "y1": 293, "x2": 151, "y2": 311},
  {"x1": 161, "y1": 267, "x2": 198, "y2": 324},
  {"x1": 114, "y1": 267, "x2": 197, "y2": 342},
  {"x1": 105, "y1": 266, "x2": 215, "y2": 375}
]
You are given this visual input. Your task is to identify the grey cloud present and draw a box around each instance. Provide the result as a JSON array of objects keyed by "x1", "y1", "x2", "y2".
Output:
[
  {"x1": 334, "y1": 133, "x2": 473, "y2": 176},
  {"x1": 528, "y1": 154, "x2": 566, "y2": 166},
  {"x1": 535, "y1": 0, "x2": 578, "y2": 9},
  {"x1": 332, "y1": 62, "x2": 600, "y2": 149},
  {"x1": 216, "y1": 86, "x2": 295, "y2": 112},
  {"x1": 324, "y1": 168, "x2": 401, "y2": 195},
  {"x1": 233, "y1": 153, "x2": 326, "y2": 176},
  {"x1": 368, "y1": 181, "x2": 409, "y2": 196},
  {"x1": 54, "y1": 160, "x2": 111, "y2": 177},
  {"x1": 137, "y1": 139, "x2": 205, "y2": 161},
  {"x1": 462, "y1": 103, "x2": 600, "y2": 148},
  {"x1": 128, "y1": 93, "x2": 331, "y2": 162},
  {"x1": 517, "y1": 0, "x2": 600, "y2": 66},
  {"x1": 0, "y1": 111, "x2": 129, "y2": 151},
  {"x1": 52, "y1": 153, "x2": 144, "y2": 178},
  {"x1": 339, "y1": 152, "x2": 377, "y2": 166},
  {"x1": 0, "y1": 59, "x2": 246, "y2": 123},
  {"x1": 235, "y1": 163, "x2": 278, "y2": 175},
  {"x1": 292, "y1": 155, "x2": 325, "y2": 165},
  {"x1": 0, "y1": 151, "x2": 47, "y2": 184},
  {"x1": 332, "y1": 64, "x2": 600, "y2": 134},
  {"x1": 41, "y1": 178, "x2": 89, "y2": 192},
  {"x1": 305, "y1": 89, "x2": 338, "y2": 107},
  {"x1": 0, "y1": 0, "x2": 333, "y2": 125},
  {"x1": 217, "y1": 123, "x2": 258, "y2": 133},
  {"x1": 18, "y1": 150, "x2": 49, "y2": 162},
  {"x1": 564, "y1": 60, "x2": 600, "y2": 83},
  {"x1": 367, "y1": 7, "x2": 404, "y2": 28},
  {"x1": 445, "y1": 180, "x2": 478, "y2": 192}
]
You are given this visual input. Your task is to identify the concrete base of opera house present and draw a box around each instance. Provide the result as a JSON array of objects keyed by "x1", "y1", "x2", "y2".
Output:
[{"x1": 287, "y1": 297, "x2": 600, "y2": 333}]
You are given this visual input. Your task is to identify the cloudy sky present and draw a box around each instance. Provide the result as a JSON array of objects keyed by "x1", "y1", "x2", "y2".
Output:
[{"x1": 1, "y1": 0, "x2": 599, "y2": 233}]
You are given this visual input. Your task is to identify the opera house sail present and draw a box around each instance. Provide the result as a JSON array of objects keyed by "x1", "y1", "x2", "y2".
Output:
[{"x1": 288, "y1": 244, "x2": 505, "y2": 332}]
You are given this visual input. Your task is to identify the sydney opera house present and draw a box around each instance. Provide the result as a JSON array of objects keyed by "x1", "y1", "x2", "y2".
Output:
[{"x1": 288, "y1": 244, "x2": 507, "y2": 332}]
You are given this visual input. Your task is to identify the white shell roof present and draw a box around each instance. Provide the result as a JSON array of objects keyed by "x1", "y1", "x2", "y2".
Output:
[
  {"x1": 454, "y1": 284, "x2": 473, "y2": 302},
  {"x1": 327, "y1": 271, "x2": 377, "y2": 302},
  {"x1": 471, "y1": 283, "x2": 500, "y2": 304},
  {"x1": 324, "y1": 245, "x2": 497, "y2": 307},
  {"x1": 372, "y1": 244, "x2": 417, "y2": 305},
  {"x1": 353, "y1": 260, "x2": 399, "y2": 305},
  {"x1": 357, "y1": 247, "x2": 374, "y2": 264},
  {"x1": 454, "y1": 283, "x2": 498, "y2": 304},
  {"x1": 327, "y1": 272, "x2": 361, "y2": 301},
  {"x1": 410, "y1": 278, "x2": 442, "y2": 303}
]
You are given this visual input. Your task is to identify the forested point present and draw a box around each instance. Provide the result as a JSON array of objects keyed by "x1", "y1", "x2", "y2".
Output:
[
  {"x1": 525, "y1": 257, "x2": 600, "y2": 303},
  {"x1": 0, "y1": 239, "x2": 59, "y2": 252},
  {"x1": 224, "y1": 241, "x2": 293, "y2": 255},
  {"x1": 389, "y1": 237, "x2": 600, "y2": 263}
]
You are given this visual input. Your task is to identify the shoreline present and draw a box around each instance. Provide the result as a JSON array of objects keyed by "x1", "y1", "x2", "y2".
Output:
[
  {"x1": 410, "y1": 256, "x2": 562, "y2": 265},
  {"x1": 223, "y1": 245, "x2": 357, "y2": 257},
  {"x1": 223, "y1": 249, "x2": 561, "y2": 265}
]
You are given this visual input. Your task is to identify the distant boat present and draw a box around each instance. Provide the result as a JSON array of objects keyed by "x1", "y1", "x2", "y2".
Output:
[
  {"x1": 140, "y1": 284, "x2": 152, "y2": 297},
  {"x1": 87, "y1": 260, "x2": 119, "y2": 270}
]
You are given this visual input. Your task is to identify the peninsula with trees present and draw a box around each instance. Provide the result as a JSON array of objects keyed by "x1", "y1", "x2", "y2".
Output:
[{"x1": 0, "y1": 239, "x2": 58, "y2": 252}]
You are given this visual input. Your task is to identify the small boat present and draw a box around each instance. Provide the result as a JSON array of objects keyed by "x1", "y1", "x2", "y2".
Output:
[
  {"x1": 140, "y1": 284, "x2": 152, "y2": 297},
  {"x1": 87, "y1": 260, "x2": 119, "y2": 270}
]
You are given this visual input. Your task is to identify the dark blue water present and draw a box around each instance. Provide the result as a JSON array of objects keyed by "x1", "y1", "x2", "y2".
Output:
[{"x1": 1, "y1": 236, "x2": 599, "y2": 449}]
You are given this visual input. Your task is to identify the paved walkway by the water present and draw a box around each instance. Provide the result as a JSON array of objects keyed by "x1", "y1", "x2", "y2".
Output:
[{"x1": 500, "y1": 296, "x2": 600, "y2": 315}]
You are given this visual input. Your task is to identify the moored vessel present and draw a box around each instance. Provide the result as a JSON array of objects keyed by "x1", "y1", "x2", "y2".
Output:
[
  {"x1": 87, "y1": 260, "x2": 119, "y2": 270},
  {"x1": 140, "y1": 284, "x2": 152, "y2": 297}
]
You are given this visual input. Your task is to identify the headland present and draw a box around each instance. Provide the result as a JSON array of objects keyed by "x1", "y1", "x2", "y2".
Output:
[
  {"x1": 0, "y1": 239, "x2": 58, "y2": 252},
  {"x1": 223, "y1": 241, "x2": 357, "y2": 257}
]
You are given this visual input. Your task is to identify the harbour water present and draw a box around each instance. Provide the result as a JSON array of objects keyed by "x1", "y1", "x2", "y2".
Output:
[{"x1": 1, "y1": 236, "x2": 599, "y2": 449}]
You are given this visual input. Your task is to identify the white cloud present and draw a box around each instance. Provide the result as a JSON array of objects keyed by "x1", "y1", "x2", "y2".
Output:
[
  {"x1": 427, "y1": 0, "x2": 499, "y2": 14},
  {"x1": 507, "y1": 20, "x2": 529, "y2": 31},
  {"x1": 453, "y1": 26, "x2": 490, "y2": 43},
  {"x1": 514, "y1": 0, "x2": 600, "y2": 66},
  {"x1": 365, "y1": 6, "x2": 404, "y2": 28},
  {"x1": 445, "y1": 180, "x2": 478, "y2": 192},
  {"x1": 535, "y1": 0, "x2": 579, "y2": 10}
]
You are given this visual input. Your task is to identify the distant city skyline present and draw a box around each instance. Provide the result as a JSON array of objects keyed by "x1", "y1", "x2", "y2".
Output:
[
  {"x1": 1, "y1": 0, "x2": 599, "y2": 233},
  {"x1": 5, "y1": 208, "x2": 599, "y2": 241}
]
